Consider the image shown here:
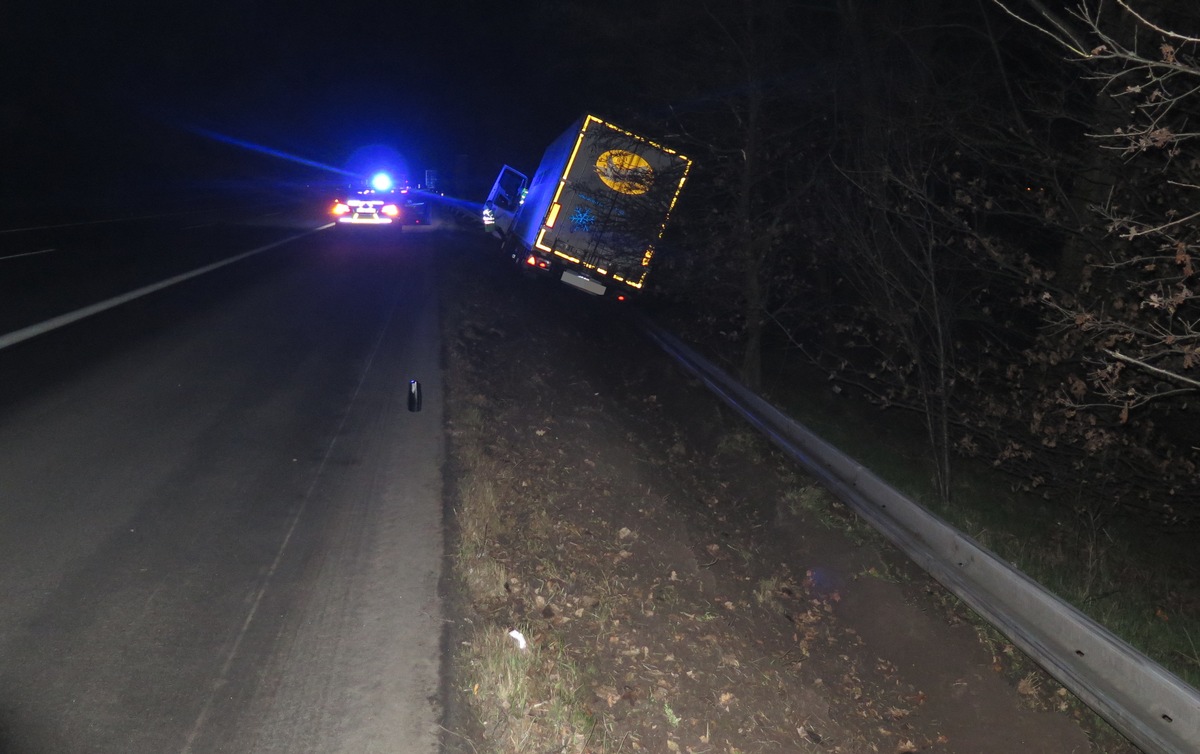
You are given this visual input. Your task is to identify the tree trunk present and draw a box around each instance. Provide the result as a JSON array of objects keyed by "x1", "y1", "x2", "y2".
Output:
[
  {"x1": 736, "y1": 2, "x2": 765, "y2": 390},
  {"x1": 740, "y1": 249, "x2": 764, "y2": 389}
]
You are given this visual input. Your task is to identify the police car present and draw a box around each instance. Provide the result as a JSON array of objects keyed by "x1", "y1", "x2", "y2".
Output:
[{"x1": 331, "y1": 173, "x2": 403, "y2": 226}]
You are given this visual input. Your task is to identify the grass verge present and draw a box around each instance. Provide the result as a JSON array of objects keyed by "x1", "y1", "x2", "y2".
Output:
[{"x1": 755, "y1": 351, "x2": 1200, "y2": 690}]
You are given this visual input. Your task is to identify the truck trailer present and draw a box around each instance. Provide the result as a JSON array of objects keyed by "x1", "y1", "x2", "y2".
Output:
[{"x1": 483, "y1": 114, "x2": 692, "y2": 297}]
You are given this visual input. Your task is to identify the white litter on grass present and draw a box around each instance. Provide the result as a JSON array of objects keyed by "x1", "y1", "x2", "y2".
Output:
[{"x1": 508, "y1": 630, "x2": 528, "y2": 651}]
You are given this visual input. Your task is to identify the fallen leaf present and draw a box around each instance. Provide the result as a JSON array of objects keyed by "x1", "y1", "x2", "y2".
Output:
[{"x1": 595, "y1": 685, "x2": 621, "y2": 707}]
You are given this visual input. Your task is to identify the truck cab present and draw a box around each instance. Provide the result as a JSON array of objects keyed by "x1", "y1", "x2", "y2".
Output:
[{"x1": 482, "y1": 165, "x2": 527, "y2": 237}]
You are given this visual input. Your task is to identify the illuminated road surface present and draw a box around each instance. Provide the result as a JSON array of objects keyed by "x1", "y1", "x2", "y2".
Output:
[{"x1": 0, "y1": 212, "x2": 446, "y2": 753}]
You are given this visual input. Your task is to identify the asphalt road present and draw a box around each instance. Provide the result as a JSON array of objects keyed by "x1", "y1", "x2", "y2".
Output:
[{"x1": 0, "y1": 207, "x2": 446, "y2": 753}]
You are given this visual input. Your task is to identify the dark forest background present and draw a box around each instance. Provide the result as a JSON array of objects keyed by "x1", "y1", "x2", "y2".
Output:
[{"x1": 537, "y1": 0, "x2": 1200, "y2": 552}]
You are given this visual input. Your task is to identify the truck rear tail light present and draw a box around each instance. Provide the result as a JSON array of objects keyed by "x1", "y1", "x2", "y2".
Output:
[
  {"x1": 332, "y1": 201, "x2": 350, "y2": 215},
  {"x1": 525, "y1": 255, "x2": 550, "y2": 269},
  {"x1": 382, "y1": 204, "x2": 400, "y2": 217}
]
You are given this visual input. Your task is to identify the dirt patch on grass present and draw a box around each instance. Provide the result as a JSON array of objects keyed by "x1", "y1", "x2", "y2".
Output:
[{"x1": 438, "y1": 233, "x2": 1136, "y2": 754}]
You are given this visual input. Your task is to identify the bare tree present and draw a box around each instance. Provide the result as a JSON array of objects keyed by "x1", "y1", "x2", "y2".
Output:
[
  {"x1": 988, "y1": 0, "x2": 1200, "y2": 527},
  {"x1": 990, "y1": 2, "x2": 1200, "y2": 404},
  {"x1": 807, "y1": 0, "x2": 1070, "y2": 503},
  {"x1": 660, "y1": 1, "x2": 830, "y2": 389}
]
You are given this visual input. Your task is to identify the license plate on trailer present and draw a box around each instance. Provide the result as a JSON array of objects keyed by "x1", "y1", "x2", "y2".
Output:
[{"x1": 560, "y1": 270, "x2": 606, "y2": 296}]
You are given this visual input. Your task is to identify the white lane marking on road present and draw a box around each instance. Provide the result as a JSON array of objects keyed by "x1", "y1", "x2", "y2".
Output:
[
  {"x1": 0, "y1": 202, "x2": 293, "y2": 234},
  {"x1": 0, "y1": 226, "x2": 330, "y2": 352},
  {"x1": 178, "y1": 271, "x2": 406, "y2": 754},
  {"x1": 0, "y1": 248, "x2": 56, "y2": 260},
  {"x1": 0, "y1": 210, "x2": 207, "y2": 234}
]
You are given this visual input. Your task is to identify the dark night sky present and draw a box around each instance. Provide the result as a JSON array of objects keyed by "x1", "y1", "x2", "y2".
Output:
[{"x1": 1, "y1": 0, "x2": 590, "y2": 211}]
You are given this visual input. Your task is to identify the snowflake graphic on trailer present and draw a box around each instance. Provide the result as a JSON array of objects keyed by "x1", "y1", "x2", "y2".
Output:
[{"x1": 569, "y1": 206, "x2": 597, "y2": 233}]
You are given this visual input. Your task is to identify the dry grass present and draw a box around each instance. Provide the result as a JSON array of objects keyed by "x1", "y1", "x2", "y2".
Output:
[
  {"x1": 464, "y1": 625, "x2": 597, "y2": 753},
  {"x1": 446, "y1": 349, "x2": 605, "y2": 752},
  {"x1": 438, "y1": 245, "x2": 1138, "y2": 754}
]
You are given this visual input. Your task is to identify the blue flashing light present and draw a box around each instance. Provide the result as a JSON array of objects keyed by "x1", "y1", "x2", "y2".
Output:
[
  {"x1": 371, "y1": 172, "x2": 394, "y2": 191},
  {"x1": 185, "y1": 126, "x2": 356, "y2": 177}
]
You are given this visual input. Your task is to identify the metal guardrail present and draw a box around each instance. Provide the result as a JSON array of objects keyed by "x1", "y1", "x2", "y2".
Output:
[{"x1": 638, "y1": 318, "x2": 1200, "y2": 754}]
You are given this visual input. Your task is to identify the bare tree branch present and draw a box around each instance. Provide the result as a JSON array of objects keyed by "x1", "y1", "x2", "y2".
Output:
[
  {"x1": 1103, "y1": 348, "x2": 1200, "y2": 390},
  {"x1": 1115, "y1": 0, "x2": 1200, "y2": 44},
  {"x1": 988, "y1": 0, "x2": 1090, "y2": 56}
]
